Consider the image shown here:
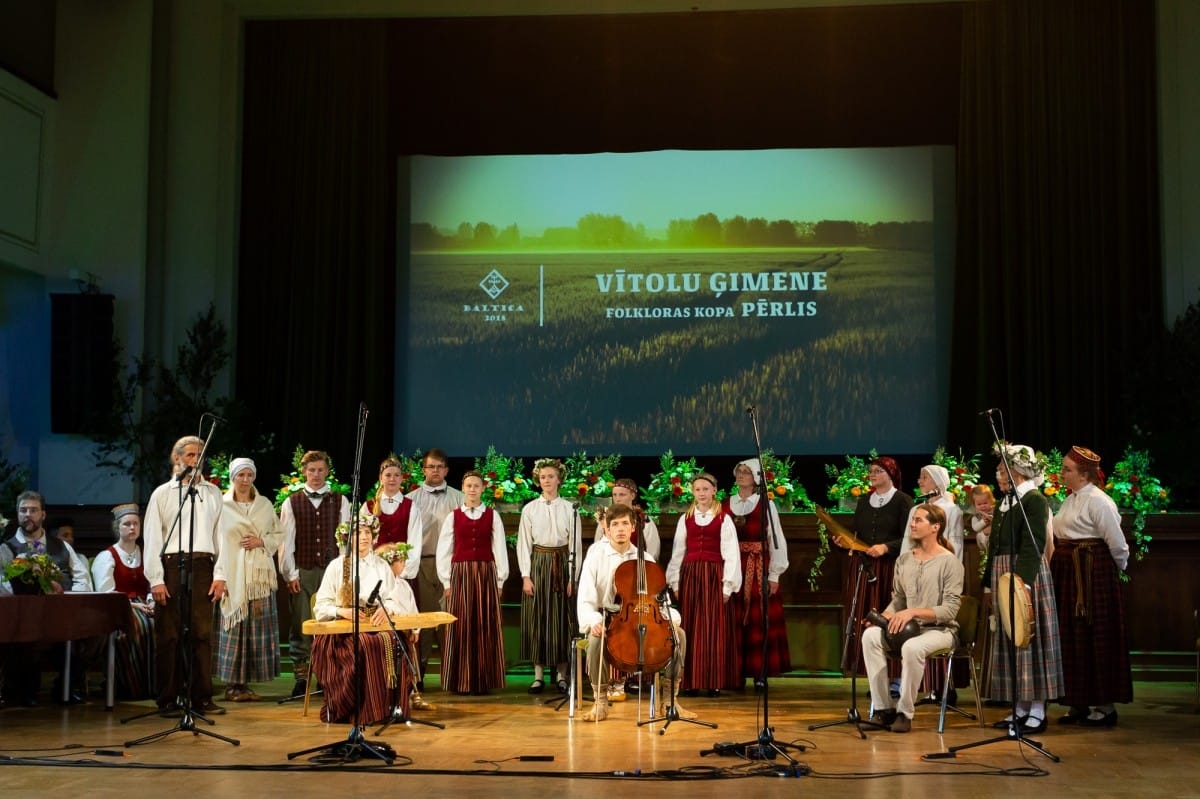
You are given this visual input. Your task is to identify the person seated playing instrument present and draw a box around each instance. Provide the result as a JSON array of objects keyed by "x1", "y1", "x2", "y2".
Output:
[
  {"x1": 576, "y1": 503, "x2": 696, "y2": 722},
  {"x1": 312, "y1": 515, "x2": 419, "y2": 724},
  {"x1": 861, "y1": 503, "x2": 963, "y2": 733}
]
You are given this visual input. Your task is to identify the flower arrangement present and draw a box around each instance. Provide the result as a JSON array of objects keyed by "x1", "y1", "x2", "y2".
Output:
[
  {"x1": 930, "y1": 446, "x2": 981, "y2": 506},
  {"x1": 563, "y1": 451, "x2": 620, "y2": 507},
  {"x1": 4, "y1": 551, "x2": 64, "y2": 594},
  {"x1": 643, "y1": 451, "x2": 716, "y2": 513},
  {"x1": 1106, "y1": 446, "x2": 1169, "y2": 570},
  {"x1": 275, "y1": 444, "x2": 350, "y2": 511},
  {"x1": 377, "y1": 541, "x2": 415, "y2": 565},
  {"x1": 823, "y1": 449, "x2": 878, "y2": 510},
  {"x1": 761, "y1": 450, "x2": 812, "y2": 512},
  {"x1": 207, "y1": 452, "x2": 232, "y2": 493},
  {"x1": 474, "y1": 445, "x2": 538, "y2": 509},
  {"x1": 335, "y1": 514, "x2": 381, "y2": 549},
  {"x1": 1039, "y1": 448, "x2": 1067, "y2": 509}
]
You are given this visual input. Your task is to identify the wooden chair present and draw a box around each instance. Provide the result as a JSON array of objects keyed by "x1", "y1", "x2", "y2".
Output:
[{"x1": 925, "y1": 594, "x2": 985, "y2": 733}]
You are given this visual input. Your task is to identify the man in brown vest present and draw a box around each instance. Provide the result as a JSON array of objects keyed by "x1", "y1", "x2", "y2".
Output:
[{"x1": 280, "y1": 450, "x2": 350, "y2": 697}]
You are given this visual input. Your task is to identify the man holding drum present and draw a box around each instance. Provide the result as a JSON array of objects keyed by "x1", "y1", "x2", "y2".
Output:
[{"x1": 862, "y1": 504, "x2": 963, "y2": 732}]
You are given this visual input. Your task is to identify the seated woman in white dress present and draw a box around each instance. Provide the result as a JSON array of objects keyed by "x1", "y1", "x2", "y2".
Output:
[{"x1": 312, "y1": 515, "x2": 419, "y2": 724}]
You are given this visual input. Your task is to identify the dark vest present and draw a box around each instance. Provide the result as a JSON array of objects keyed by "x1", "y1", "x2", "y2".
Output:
[
  {"x1": 289, "y1": 492, "x2": 340, "y2": 570},
  {"x1": 108, "y1": 545, "x2": 151, "y2": 599},
  {"x1": 682, "y1": 511, "x2": 725, "y2": 563},
  {"x1": 452, "y1": 508, "x2": 496, "y2": 562},
  {"x1": 367, "y1": 496, "x2": 414, "y2": 548}
]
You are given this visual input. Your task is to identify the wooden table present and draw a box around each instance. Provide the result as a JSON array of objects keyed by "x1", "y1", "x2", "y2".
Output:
[{"x1": 0, "y1": 592, "x2": 134, "y2": 709}]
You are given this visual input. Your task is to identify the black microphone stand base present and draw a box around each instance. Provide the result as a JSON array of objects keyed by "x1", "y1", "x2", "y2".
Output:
[
  {"x1": 124, "y1": 702, "x2": 241, "y2": 748},
  {"x1": 637, "y1": 703, "x2": 718, "y2": 735},
  {"x1": 287, "y1": 724, "x2": 396, "y2": 763},
  {"x1": 924, "y1": 721, "x2": 1060, "y2": 762},
  {"x1": 727, "y1": 722, "x2": 806, "y2": 762},
  {"x1": 808, "y1": 706, "x2": 887, "y2": 740},
  {"x1": 373, "y1": 706, "x2": 446, "y2": 734}
]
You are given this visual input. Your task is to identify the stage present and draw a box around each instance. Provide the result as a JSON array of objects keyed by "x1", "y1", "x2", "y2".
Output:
[{"x1": 1, "y1": 676, "x2": 1196, "y2": 797}]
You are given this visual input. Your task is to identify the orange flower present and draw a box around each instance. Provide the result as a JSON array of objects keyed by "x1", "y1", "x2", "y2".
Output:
[{"x1": 850, "y1": 486, "x2": 862, "y2": 497}]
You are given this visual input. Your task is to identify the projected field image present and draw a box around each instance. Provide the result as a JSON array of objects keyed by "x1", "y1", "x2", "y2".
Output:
[
  {"x1": 401, "y1": 148, "x2": 950, "y2": 456},
  {"x1": 406, "y1": 247, "x2": 935, "y2": 455}
]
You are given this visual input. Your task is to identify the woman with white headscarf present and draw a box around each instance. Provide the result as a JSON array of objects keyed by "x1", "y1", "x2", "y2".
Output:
[
  {"x1": 724, "y1": 458, "x2": 791, "y2": 690},
  {"x1": 900, "y1": 464, "x2": 965, "y2": 561},
  {"x1": 984, "y1": 443, "x2": 1064, "y2": 734},
  {"x1": 211, "y1": 457, "x2": 285, "y2": 701}
]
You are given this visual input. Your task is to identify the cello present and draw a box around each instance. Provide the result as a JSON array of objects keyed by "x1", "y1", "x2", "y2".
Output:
[{"x1": 604, "y1": 509, "x2": 675, "y2": 674}]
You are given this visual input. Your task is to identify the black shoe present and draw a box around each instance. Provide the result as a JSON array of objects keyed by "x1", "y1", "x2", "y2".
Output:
[
  {"x1": 528, "y1": 678, "x2": 545, "y2": 695},
  {"x1": 680, "y1": 688, "x2": 700, "y2": 698},
  {"x1": 197, "y1": 699, "x2": 226, "y2": 716},
  {"x1": 1021, "y1": 715, "x2": 1047, "y2": 734},
  {"x1": 753, "y1": 679, "x2": 766, "y2": 694},
  {"x1": 992, "y1": 714, "x2": 1026, "y2": 729},
  {"x1": 870, "y1": 709, "x2": 897, "y2": 727},
  {"x1": 291, "y1": 678, "x2": 307, "y2": 698},
  {"x1": 624, "y1": 678, "x2": 640, "y2": 695},
  {"x1": 1078, "y1": 709, "x2": 1118, "y2": 728},
  {"x1": 705, "y1": 689, "x2": 721, "y2": 698},
  {"x1": 1058, "y1": 706, "x2": 1090, "y2": 725}
]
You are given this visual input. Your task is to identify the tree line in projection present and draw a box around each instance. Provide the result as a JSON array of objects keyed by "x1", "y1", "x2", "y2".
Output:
[{"x1": 411, "y1": 214, "x2": 933, "y2": 251}]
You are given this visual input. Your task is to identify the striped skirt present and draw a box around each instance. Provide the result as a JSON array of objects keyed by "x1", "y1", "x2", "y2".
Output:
[
  {"x1": 520, "y1": 546, "x2": 572, "y2": 667},
  {"x1": 214, "y1": 594, "x2": 281, "y2": 684},
  {"x1": 114, "y1": 605, "x2": 155, "y2": 700},
  {"x1": 1049, "y1": 539, "x2": 1133, "y2": 707},
  {"x1": 986, "y1": 553, "x2": 1064, "y2": 702},
  {"x1": 731, "y1": 546, "x2": 791, "y2": 680},
  {"x1": 313, "y1": 631, "x2": 409, "y2": 724},
  {"x1": 678, "y1": 560, "x2": 741, "y2": 690},
  {"x1": 442, "y1": 560, "x2": 507, "y2": 694}
]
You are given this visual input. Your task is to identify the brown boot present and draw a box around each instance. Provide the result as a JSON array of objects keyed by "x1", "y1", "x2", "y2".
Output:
[
  {"x1": 582, "y1": 687, "x2": 609, "y2": 722},
  {"x1": 410, "y1": 689, "x2": 436, "y2": 711},
  {"x1": 663, "y1": 679, "x2": 697, "y2": 720}
]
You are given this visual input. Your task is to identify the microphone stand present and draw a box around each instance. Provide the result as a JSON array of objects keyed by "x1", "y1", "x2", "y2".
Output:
[
  {"x1": 639, "y1": 589, "x2": 716, "y2": 734},
  {"x1": 726, "y1": 406, "x2": 804, "y2": 762},
  {"x1": 808, "y1": 550, "x2": 886, "y2": 739},
  {"x1": 125, "y1": 416, "x2": 239, "y2": 747},
  {"x1": 552, "y1": 502, "x2": 581, "y2": 714},
  {"x1": 288, "y1": 402, "x2": 395, "y2": 764},
  {"x1": 372, "y1": 606, "x2": 445, "y2": 734},
  {"x1": 926, "y1": 411, "x2": 1059, "y2": 763}
]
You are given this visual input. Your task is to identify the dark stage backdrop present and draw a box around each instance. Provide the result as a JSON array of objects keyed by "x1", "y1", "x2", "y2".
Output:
[{"x1": 236, "y1": 1, "x2": 1159, "y2": 488}]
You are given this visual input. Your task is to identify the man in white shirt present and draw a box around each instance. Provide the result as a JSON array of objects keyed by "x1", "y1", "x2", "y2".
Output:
[
  {"x1": 143, "y1": 436, "x2": 225, "y2": 716},
  {"x1": 405, "y1": 447, "x2": 464, "y2": 694}
]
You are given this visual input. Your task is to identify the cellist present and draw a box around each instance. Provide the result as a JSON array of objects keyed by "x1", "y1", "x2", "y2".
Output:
[{"x1": 576, "y1": 503, "x2": 697, "y2": 722}]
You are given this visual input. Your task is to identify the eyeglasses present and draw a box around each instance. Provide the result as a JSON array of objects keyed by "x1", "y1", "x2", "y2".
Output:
[
  {"x1": 868, "y1": 468, "x2": 886, "y2": 475},
  {"x1": 422, "y1": 464, "x2": 447, "y2": 471}
]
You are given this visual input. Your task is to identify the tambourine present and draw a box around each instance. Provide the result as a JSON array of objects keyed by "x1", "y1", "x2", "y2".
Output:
[{"x1": 995, "y1": 572, "x2": 1034, "y2": 648}]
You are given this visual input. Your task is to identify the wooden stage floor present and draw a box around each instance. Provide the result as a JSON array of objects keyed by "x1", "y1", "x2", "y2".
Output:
[{"x1": 0, "y1": 676, "x2": 1196, "y2": 798}]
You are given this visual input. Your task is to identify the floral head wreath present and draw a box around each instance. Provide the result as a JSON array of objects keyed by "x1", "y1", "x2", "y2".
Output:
[
  {"x1": 335, "y1": 513, "x2": 381, "y2": 548},
  {"x1": 533, "y1": 458, "x2": 565, "y2": 481},
  {"x1": 992, "y1": 441, "x2": 1048, "y2": 486}
]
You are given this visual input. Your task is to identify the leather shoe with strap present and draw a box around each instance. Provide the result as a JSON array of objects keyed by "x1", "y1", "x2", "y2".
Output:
[{"x1": 197, "y1": 699, "x2": 226, "y2": 716}]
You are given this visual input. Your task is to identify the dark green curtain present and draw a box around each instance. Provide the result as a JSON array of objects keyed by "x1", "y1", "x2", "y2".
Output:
[
  {"x1": 238, "y1": 21, "x2": 395, "y2": 471},
  {"x1": 947, "y1": 0, "x2": 1161, "y2": 462}
]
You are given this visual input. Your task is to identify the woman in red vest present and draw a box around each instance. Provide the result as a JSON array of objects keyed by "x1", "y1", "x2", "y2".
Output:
[
  {"x1": 92, "y1": 504, "x2": 156, "y2": 699},
  {"x1": 437, "y1": 471, "x2": 509, "y2": 694}
]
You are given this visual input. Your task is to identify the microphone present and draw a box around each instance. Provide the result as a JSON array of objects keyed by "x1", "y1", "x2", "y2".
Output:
[
  {"x1": 570, "y1": 500, "x2": 582, "y2": 510},
  {"x1": 978, "y1": 408, "x2": 999, "y2": 416},
  {"x1": 176, "y1": 466, "x2": 194, "y2": 482},
  {"x1": 365, "y1": 579, "x2": 383, "y2": 608},
  {"x1": 745, "y1": 405, "x2": 756, "y2": 415},
  {"x1": 912, "y1": 490, "x2": 941, "y2": 503}
]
